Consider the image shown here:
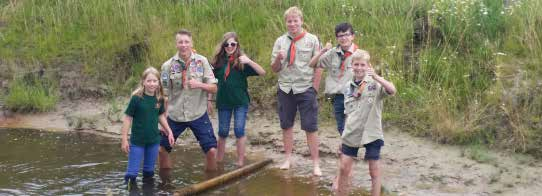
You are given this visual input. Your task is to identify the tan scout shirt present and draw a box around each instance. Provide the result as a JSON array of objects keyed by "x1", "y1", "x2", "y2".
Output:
[
  {"x1": 341, "y1": 77, "x2": 390, "y2": 147},
  {"x1": 160, "y1": 52, "x2": 217, "y2": 122},
  {"x1": 318, "y1": 45, "x2": 357, "y2": 95},
  {"x1": 271, "y1": 31, "x2": 320, "y2": 94}
]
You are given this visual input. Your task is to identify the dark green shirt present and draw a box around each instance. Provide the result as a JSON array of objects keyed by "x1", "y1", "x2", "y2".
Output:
[
  {"x1": 213, "y1": 63, "x2": 258, "y2": 109},
  {"x1": 124, "y1": 94, "x2": 165, "y2": 146}
]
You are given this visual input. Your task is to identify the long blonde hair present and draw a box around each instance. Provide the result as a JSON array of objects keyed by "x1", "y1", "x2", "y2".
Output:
[{"x1": 132, "y1": 67, "x2": 164, "y2": 106}]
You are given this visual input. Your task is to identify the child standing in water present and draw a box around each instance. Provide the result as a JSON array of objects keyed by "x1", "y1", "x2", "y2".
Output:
[
  {"x1": 210, "y1": 32, "x2": 266, "y2": 166},
  {"x1": 334, "y1": 50, "x2": 396, "y2": 196},
  {"x1": 121, "y1": 67, "x2": 175, "y2": 187}
]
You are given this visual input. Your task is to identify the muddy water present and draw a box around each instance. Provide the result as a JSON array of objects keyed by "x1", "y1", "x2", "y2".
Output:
[{"x1": 0, "y1": 129, "x2": 369, "y2": 195}]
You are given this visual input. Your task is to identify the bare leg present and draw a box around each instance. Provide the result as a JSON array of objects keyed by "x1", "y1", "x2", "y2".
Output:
[
  {"x1": 280, "y1": 127, "x2": 294, "y2": 169},
  {"x1": 337, "y1": 154, "x2": 354, "y2": 196},
  {"x1": 217, "y1": 137, "x2": 226, "y2": 162},
  {"x1": 368, "y1": 160, "x2": 381, "y2": 196},
  {"x1": 158, "y1": 147, "x2": 172, "y2": 169},
  {"x1": 236, "y1": 136, "x2": 246, "y2": 166},
  {"x1": 205, "y1": 148, "x2": 217, "y2": 171},
  {"x1": 306, "y1": 131, "x2": 321, "y2": 176}
]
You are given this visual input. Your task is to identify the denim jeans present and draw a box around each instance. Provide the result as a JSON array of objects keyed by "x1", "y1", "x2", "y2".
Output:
[
  {"x1": 218, "y1": 105, "x2": 249, "y2": 138},
  {"x1": 124, "y1": 143, "x2": 159, "y2": 182},
  {"x1": 332, "y1": 94, "x2": 345, "y2": 135}
]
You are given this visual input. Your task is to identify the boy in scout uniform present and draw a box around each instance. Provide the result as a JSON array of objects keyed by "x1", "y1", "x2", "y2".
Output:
[
  {"x1": 270, "y1": 6, "x2": 323, "y2": 176},
  {"x1": 316, "y1": 22, "x2": 359, "y2": 139},
  {"x1": 334, "y1": 50, "x2": 396, "y2": 196},
  {"x1": 159, "y1": 29, "x2": 219, "y2": 171}
]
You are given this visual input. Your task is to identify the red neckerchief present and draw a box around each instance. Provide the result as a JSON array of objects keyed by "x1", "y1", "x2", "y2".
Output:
[
  {"x1": 287, "y1": 31, "x2": 307, "y2": 67},
  {"x1": 224, "y1": 55, "x2": 235, "y2": 80},
  {"x1": 339, "y1": 44, "x2": 358, "y2": 79},
  {"x1": 352, "y1": 80, "x2": 367, "y2": 98}
]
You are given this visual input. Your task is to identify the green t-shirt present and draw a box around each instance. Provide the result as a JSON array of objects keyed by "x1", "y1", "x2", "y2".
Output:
[
  {"x1": 213, "y1": 62, "x2": 258, "y2": 109},
  {"x1": 124, "y1": 94, "x2": 165, "y2": 146}
]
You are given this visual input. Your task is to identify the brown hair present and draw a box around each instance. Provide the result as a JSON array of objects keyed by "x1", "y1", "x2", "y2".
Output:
[{"x1": 210, "y1": 32, "x2": 245, "y2": 70}]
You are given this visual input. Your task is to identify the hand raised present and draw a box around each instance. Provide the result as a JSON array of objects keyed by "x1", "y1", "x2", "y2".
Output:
[
  {"x1": 276, "y1": 50, "x2": 286, "y2": 61},
  {"x1": 239, "y1": 55, "x2": 252, "y2": 64},
  {"x1": 322, "y1": 42, "x2": 333, "y2": 53}
]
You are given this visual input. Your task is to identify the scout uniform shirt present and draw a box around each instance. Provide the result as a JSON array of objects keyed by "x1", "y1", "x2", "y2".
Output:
[
  {"x1": 318, "y1": 44, "x2": 358, "y2": 95},
  {"x1": 160, "y1": 52, "x2": 217, "y2": 122},
  {"x1": 271, "y1": 31, "x2": 320, "y2": 94},
  {"x1": 341, "y1": 77, "x2": 391, "y2": 147}
]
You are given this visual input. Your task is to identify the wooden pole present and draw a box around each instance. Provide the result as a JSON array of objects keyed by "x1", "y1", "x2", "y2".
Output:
[{"x1": 174, "y1": 158, "x2": 273, "y2": 196}]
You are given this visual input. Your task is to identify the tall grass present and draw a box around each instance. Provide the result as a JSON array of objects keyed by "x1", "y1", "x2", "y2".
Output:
[{"x1": 0, "y1": 0, "x2": 540, "y2": 157}]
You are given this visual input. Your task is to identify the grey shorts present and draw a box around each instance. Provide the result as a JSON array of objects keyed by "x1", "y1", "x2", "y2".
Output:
[{"x1": 277, "y1": 87, "x2": 318, "y2": 132}]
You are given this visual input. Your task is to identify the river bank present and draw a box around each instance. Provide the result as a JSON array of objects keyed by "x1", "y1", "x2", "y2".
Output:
[{"x1": 1, "y1": 99, "x2": 541, "y2": 196}]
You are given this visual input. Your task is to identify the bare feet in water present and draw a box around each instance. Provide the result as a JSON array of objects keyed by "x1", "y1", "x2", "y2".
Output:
[
  {"x1": 280, "y1": 160, "x2": 290, "y2": 170},
  {"x1": 313, "y1": 165, "x2": 322, "y2": 176}
]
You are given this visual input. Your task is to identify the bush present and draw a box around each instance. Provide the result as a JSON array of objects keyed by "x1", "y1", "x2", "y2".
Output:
[{"x1": 5, "y1": 75, "x2": 58, "y2": 112}]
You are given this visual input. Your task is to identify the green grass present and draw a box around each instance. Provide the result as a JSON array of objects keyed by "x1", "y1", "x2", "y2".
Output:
[
  {"x1": 5, "y1": 75, "x2": 58, "y2": 112},
  {"x1": 0, "y1": 0, "x2": 541, "y2": 158}
]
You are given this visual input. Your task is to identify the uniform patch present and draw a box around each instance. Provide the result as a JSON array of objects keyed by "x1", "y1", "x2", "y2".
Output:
[
  {"x1": 368, "y1": 84, "x2": 377, "y2": 91},
  {"x1": 196, "y1": 60, "x2": 203, "y2": 66},
  {"x1": 161, "y1": 72, "x2": 169, "y2": 80},
  {"x1": 172, "y1": 62, "x2": 181, "y2": 73},
  {"x1": 197, "y1": 67, "x2": 203, "y2": 73}
]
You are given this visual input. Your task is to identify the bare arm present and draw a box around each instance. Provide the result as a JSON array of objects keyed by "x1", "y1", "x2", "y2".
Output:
[
  {"x1": 120, "y1": 115, "x2": 133, "y2": 153},
  {"x1": 309, "y1": 42, "x2": 332, "y2": 68},
  {"x1": 368, "y1": 68, "x2": 396, "y2": 96},
  {"x1": 188, "y1": 80, "x2": 217, "y2": 93},
  {"x1": 313, "y1": 67, "x2": 323, "y2": 92},
  {"x1": 240, "y1": 55, "x2": 266, "y2": 76}
]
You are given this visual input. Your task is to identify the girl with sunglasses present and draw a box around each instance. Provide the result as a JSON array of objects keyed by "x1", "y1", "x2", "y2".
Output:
[{"x1": 210, "y1": 32, "x2": 266, "y2": 166}]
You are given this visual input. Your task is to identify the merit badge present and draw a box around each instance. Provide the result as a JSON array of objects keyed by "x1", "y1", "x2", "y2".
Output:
[
  {"x1": 161, "y1": 72, "x2": 169, "y2": 81},
  {"x1": 172, "y1": 62, "x2": 180, "y2": 73}
]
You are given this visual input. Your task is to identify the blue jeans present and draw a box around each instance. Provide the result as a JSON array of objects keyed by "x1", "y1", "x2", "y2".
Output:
[
  {"x1": 161, "y1": 113, "x2": 217, "y2": 153},
  {"x1": 218, "y1": 105, "x2": 249, "y2": 138},
  {"x1": 124, "y1": 143, "x2": 159, "y2": 182},
  {"x1": 332, "y1": 94, "x2": 345, "y2": 135}
]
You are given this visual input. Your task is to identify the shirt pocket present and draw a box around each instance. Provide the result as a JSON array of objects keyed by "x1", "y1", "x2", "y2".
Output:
[
  {"x1": 296, "y1": 47, "x2": 313, "y2": 64},
  {"x1": 171, "y1": 73, "x2": 183, "y2": 88},
  {"x1": 190, "y1": 66, "x2": 204, "y2": 82}
]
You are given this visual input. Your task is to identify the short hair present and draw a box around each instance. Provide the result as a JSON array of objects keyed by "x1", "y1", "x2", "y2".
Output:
[
  {"x1": 351, "y1": 49, "x2": 370, "y2": 62},
  {"x1": 284, "y1": 6, "x2": 303, "y2": 20},
  {"x1": 335, "y1": 22, "x2": 354, "y2": 36},
  {"x1": 175, "y1": 29, "x2": 192, "y2": 37}
]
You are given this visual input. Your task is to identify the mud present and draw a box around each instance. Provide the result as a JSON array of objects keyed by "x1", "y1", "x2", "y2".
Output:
[{"x1": 1, "y1": 99, "x2": 541, "y2": 196}]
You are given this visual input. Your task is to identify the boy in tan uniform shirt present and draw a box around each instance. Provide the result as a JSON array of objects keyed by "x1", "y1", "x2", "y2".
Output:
[
  {"x1": 334, "y1": 50, "x2": 396, "y2": 196},
  {"x1": 159, "y1": 29, "x2": 219, "y2": 172},
  {"x1": 271, "y1": 6, "x2": 323, "y2": 176}
]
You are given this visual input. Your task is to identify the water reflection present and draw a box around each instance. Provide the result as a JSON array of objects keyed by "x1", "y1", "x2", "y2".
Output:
[{"x1": 0, "y1": 129, "x2": 370, "y2": 195}]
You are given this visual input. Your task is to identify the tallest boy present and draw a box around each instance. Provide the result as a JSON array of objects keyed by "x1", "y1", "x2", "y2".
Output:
[{"x1": 271, "y1": 6, "x2": 323, "y2": 176}]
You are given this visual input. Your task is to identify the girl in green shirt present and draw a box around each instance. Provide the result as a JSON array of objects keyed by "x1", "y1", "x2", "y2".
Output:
[
  {"x1": 120, "y1": 67, "x2": 175, "y2": 188},
  {"x1": 210, "y1": 32, "x2": 266, "y2": 166}
]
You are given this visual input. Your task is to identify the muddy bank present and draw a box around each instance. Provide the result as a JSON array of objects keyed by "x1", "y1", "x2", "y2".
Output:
[{"x1": 1, "y1": 99, "x2": 541, "y2": 196}]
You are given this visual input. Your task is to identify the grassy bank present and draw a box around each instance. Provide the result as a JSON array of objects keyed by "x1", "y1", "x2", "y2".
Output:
[{"x1": 1, "y1": 0, "x2": 540, "y2": 157}]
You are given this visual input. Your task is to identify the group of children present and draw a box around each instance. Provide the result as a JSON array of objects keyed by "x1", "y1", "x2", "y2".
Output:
[{"x1": 120, "y1": 6, "x2": 396, "y2": 196}]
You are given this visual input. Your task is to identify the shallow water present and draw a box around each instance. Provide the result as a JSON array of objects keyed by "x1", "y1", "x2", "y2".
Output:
[{"x1": 0, "y1": 129, "x2": 369, "y2": 195}]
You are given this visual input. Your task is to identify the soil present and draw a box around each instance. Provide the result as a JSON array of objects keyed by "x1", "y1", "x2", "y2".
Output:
[{"x1": 1, "y1": 99, "x2": 541, "y2": 196}]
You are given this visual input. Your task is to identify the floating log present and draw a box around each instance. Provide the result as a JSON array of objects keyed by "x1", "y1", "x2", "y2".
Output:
[{"x1": 174, "y1": 158, "x2": 273, "y2": 196}]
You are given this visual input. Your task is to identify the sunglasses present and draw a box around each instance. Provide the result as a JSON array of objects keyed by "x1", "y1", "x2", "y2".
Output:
[{"x1": 223, "y1": 42, "x2": 238, "y2": 47}]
